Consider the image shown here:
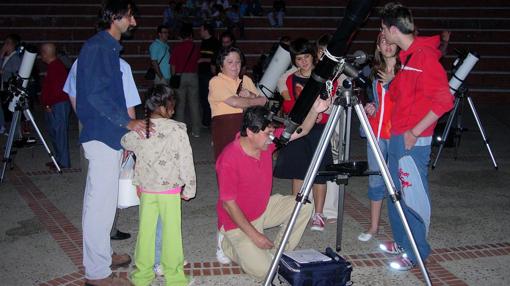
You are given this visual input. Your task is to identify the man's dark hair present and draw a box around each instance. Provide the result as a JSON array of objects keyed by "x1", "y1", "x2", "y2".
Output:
[
  {"x1": 202, "y1": 22, "x2": 215, "y2": 36},
  {"x1": 97, "y1": 0, "x2": 139, "y2": 31},
  {"x1": 380, "y1": 2, "x2": 414, "y2": 35},
  {"x1": 240, "y1": 106, "x2": 271, "y2": 137},
  {"x1": 290, "y1": 38, "x2": 318, "y2": 66},
  {"x1": 5, "y1": 34, "x2": 21, "y2": 47},
  {"x1": 179, "y1": 23, "x2": 194, "y2": 39},
  {"x1": 157, "y1": 24, "x2": 168, "y2": 34},
  {"x1": 216, "y1": 45, "x2": 245, "y2": 68},
  {"x1": 220, "y1": 30, "x2": 236, "y2": 45}
]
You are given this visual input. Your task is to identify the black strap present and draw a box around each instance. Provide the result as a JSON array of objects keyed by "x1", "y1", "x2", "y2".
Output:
[
  {"x1": 402, "y1": 53, "x2": 413, "y2": 69},
  {"x1": 157, "y1": 46, "x2": 168, "y2": 65}
]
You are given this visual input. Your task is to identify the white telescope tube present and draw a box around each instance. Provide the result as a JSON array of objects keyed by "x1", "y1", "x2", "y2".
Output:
[
  {"x1": 18, "y1": 50, "x2": 37, "y2": 88},
  {"x1": 8, "y1": 50, "x2": 37, "y2": 112},
  {"x1": 257, "y1": 44, "x2": 291, "y2": 98},
  {"x1": 449, "y1": 52, "x2": 479, "y2": 94}
]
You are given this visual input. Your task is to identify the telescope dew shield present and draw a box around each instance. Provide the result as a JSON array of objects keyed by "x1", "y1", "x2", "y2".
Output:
[
  {"x1": 449, "y1": 52, "x2": 479, "y2": 95},
  {"x1": 281, "y1": 0, "x2": 375, "y2": 144},
  {"x1": 8, "y1": 49, "x2": 37, "y2": 112},
  {"x1": 18, "y1": 50, "x2": 37, "y2": 88},
  {"x1": 257, "y1": 44, "x2": 291, "y2": 98}
]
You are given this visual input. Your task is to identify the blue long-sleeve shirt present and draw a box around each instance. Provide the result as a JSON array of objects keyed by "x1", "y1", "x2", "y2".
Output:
[{"x1": 76, "y1": 31, "x2": 131, "y2": 150}]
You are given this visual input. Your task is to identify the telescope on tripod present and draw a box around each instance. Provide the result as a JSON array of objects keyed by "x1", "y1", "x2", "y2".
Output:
[
  {"x1": 263, "y1": 0, "x2": 433, "y2": 285},
  {"x1": 432, "y1": 51, "x2": 498, "y2": 169},
  {"x1": 1, "y1": 47, "x2": 61, "y2": 183}
]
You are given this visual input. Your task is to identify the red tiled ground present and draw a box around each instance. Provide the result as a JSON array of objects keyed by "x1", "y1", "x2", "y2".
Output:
[{"x1": 7, "y1": 165, "x2": 509, "y2": 285}]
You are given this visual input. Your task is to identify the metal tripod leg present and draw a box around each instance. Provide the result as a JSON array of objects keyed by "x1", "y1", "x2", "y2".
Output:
[
  {"x1": 1, "y1": 110, "x2": 22, "y2": 182},
  {"x1": 0, "y1": 107, "x2": 61, "y2": 183},
  {"x1": 264, "y1": 100, "x2": 344, "y2": 286},
  {"x1": 23, "y1": 109, "x2": 61, "y2": 173},
  {"x1": 355, "y1": 102, "x2": 432, "y2": 286},
  {"x1": 335, "y1": 105, "x2": 351, "y2": 252},
  {"x1": 466, "y1": 96, "x2": 498, "y2": 169},
  {"x1": 432, "y1": 96, "x2": 461, "y2": 169},
  {"x1": 264, "y1": 94, "x2": 432, "y2": 285}
]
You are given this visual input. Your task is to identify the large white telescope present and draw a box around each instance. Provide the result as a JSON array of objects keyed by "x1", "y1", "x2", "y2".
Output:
[
  {"x1": 8, "y1": 49, "x2": 37, "y2": 112},
  {"x1": 257, "y1": 44, "x2": 291, "y2": 98},
  {"x1": 449, "y1": 52, "x2": 479, "y2": 94}
]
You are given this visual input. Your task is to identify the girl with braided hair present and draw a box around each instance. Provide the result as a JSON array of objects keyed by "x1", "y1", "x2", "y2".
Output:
[{"x1": 122, "y1": 84, "x2": 196, "y2": 286}]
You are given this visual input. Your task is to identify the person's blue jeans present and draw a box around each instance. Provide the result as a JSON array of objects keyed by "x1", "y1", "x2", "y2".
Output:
[
  {"x1": 387, "y1": 134, "x2": 431, "y2": 264},
  {"x1": 45, "y1": 101, "x2": 71, "y2": 168},
  {"x1": 154, "y1": 216, "x2": 162, "y2": 267},
  {"x1": 367, "y1": 139, "x2": 389, "y2": 201}
]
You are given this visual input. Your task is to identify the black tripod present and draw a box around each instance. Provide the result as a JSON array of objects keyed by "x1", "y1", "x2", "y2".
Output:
[
  {"x1": 432, "y1": 85, "x2": 498, "y2": 169},
  {"x1": 1, "y1": 83, "x2": 61, "y2": 182},
  {"x1": 263, "y1": 84, "x2": 432, "y2": 286}
]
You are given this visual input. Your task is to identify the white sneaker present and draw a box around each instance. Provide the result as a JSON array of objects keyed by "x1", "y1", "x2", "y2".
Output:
[
  {"x1": 357, "y1": 232, "x2": 373, "y2": 242},
  {"x1": 216, "y1": 232, "x2": 232, "y2": 264}
]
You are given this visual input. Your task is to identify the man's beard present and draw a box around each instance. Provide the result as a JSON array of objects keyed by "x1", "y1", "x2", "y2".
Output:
[{"x1": 121, "y1": 26, "x2": 136, "y2": 39}]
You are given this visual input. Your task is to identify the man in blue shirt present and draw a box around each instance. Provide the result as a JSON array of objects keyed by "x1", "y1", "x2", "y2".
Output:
[
  {"x1": 149, "y1": 25, "x2": 171, "y2": 85},
  {"x1": 76, "y1": 1, "x2": 146, "y2": 285}
]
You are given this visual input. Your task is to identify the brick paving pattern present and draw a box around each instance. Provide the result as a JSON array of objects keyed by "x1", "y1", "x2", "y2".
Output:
[{"x1": 5, "y1": 164, "x2": 507, "y2": 285}]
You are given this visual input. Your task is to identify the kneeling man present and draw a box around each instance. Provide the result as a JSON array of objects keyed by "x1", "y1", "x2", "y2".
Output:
[{"x1": 215, "y1": 98, "x2": 329, "y2": 280}]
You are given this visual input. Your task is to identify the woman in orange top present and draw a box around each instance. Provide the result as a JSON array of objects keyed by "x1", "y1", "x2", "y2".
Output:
[{"x1": 208, "y1": 46, "x2": 267, "y2": 159}]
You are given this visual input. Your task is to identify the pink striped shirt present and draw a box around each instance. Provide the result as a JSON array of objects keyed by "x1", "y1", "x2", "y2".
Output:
[{"x1": 139, "y1": 186, "x2": 181, "y2": 195}]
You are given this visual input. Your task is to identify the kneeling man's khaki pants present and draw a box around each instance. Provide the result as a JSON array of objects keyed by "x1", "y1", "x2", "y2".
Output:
[{"x1": 221, "y1": 194, "x2": 313, "y2": 281}]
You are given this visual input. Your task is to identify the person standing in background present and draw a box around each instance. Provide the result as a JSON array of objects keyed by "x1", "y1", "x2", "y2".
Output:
[
  {"x1": 198, "y1": 22, "x2": 220, "y2": 128},
  {"x1": 40, "y1": 43, "x2": 71, "y2": 169},
  {"x1": 170, "y1": 24, "x2": 201, "y2": 138},
  {"x1": 149, "y1": 25, "x2": 171, "y2": 85}
]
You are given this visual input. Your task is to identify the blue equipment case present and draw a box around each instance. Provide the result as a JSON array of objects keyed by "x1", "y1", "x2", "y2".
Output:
[{"x1": 277, "y1": 248, "x2": 353, "y2": 286}]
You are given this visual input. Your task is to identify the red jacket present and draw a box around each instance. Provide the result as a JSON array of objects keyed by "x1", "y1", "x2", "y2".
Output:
[
  {"x1": 389, "y1": 36, "x2": 454, "y2": 136},
  {"x1": 41, "y1": 58, "x2": 69, "y2": 106}
]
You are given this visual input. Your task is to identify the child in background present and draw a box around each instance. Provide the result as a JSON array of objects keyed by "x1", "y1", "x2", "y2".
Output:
[
  {"x1": 358, "y1": 33, "x2": 399, "y2": 242},
  {"x1": 124, "y1": 85, "x2": 196, "y2": 286}
]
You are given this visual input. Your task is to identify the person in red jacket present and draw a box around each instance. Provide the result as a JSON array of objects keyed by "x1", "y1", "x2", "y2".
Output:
[
  {"x1": 40, "y1": 43, "x2": 71, "y2": 168},
  {"x1": 378, "y1": 2, "x2": 453, "y2": 271}
]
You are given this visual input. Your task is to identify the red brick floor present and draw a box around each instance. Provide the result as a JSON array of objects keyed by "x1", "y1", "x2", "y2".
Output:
[{"x1": 7, "y1": 164, "x2": 509, "y2": 286}]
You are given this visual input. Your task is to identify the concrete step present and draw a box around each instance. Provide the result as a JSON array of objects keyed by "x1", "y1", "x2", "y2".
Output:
[
  {"x1": 3, "y1": 15, "x2": 510, "y2": 30},
  {"x1": 23, "y1": 39, "x2": 510, "y2": 59},
  {"x1": 4, "y1": 26, "x2": 510, "y2": 43},
  {"x1": 2, "y1": 0, "x2": 509, "y2": 6},
  {"x1": 1, "y1": 4, "x2": 509, "y2": 18}
]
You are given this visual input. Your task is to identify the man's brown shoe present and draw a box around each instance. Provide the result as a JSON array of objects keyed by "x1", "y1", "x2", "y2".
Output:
[
  {"x1": 84, "y1": 273, "x2": 133, "y2": 286},
  {"x1": 111, "y1": 253, "x2": 131, "y2": 269}
]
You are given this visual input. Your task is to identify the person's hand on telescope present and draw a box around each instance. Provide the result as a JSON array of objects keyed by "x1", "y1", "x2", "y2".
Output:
[
  {"x1": 364, "y1": 102, "x2": 376, "y2": 117},
  {"x1": 251, "y1": 231, "x2": 274, "y2": 249},
  {"x1": 312, "y1": 96, "x2": 331, "y2": 114},
  {"x1": 377, "y1": 69, "x2": 394, "y2": 85}
]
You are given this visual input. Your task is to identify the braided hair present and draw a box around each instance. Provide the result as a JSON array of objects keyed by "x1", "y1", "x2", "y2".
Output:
[{"x1": 144, "y1": 84, "x2": 176, "y2": 138}]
